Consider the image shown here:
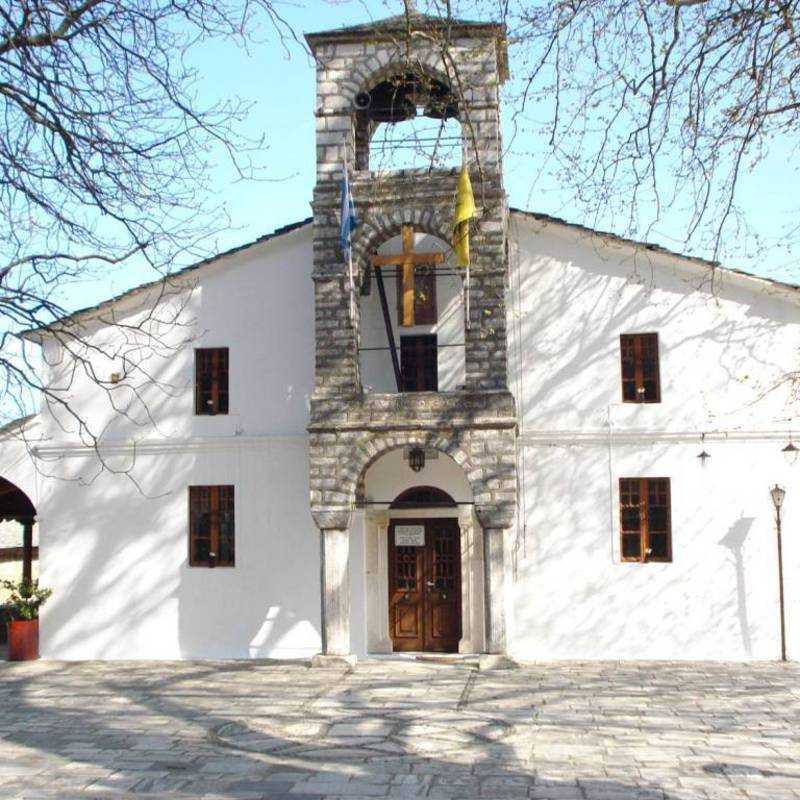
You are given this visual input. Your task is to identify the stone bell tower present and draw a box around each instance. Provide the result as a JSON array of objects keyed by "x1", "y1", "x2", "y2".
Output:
[{"x1": 305, "y1": 10, "x2": 517, "y2": 666}]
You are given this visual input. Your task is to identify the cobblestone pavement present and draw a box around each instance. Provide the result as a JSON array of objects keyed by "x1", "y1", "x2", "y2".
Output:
[{"x1": 0, "y1": 659, "x2": 798, "y2": 800}]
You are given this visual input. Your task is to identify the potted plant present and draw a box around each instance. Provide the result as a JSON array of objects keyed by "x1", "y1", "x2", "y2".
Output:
[{"x1": 3, "y1": 579, "x2": 52, "y2": 661}]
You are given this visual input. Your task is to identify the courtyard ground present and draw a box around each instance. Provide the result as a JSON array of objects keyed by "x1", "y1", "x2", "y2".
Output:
[{"x1": 0, "y1": 658, "x2": 798, "y2": 799}]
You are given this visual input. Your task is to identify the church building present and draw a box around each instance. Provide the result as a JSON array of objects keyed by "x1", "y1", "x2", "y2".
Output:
[{"x1": 1, "y1": 11, "x2": 798, "y2": 663}]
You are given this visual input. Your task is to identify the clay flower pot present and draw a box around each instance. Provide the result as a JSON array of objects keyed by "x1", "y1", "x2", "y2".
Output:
[{"x1": 7, "y1": 618, "x2": 39, "y2": 661}]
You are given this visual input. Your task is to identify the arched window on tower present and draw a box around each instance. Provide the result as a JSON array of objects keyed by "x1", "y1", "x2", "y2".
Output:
[{"x1": 354, "y1": 71, "x2": 461, "y2": 172}]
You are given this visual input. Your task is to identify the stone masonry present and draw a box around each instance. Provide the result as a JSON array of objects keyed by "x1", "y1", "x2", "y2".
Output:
[{"x1": 304, "y1": 13, "x2": 518, "y2": 660}]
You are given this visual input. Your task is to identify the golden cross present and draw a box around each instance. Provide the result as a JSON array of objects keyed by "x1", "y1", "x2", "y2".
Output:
[{"x1": 371, "y1": 224, "x2": 445, "y2": 327}]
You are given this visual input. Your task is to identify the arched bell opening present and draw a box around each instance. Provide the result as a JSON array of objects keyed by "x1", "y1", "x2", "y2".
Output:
[
  {"x1": 0, "y1": 477, "x2": 37, "y2": 591},
  {"x1": 353, "y1": 69, "x2": 462, "y2": 172},
  {"x1": 359, "y1": 229, "x2": 466, "y2": 394}
]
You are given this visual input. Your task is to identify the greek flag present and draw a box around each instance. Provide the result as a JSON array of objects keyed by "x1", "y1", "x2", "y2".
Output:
[
  {"x1": 340, "y1": 165, "x2": 358, "y2": 259},
  {"x1": 340, "y1": 165, "x2": 358, "y2": 323}
]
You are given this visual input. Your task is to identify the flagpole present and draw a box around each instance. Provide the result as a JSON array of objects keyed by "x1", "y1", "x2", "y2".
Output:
[
  {"x1": 348, "y1": 246, "x2": 356, "y2": 326},
  {"x1": 465, "y1": 260, "x2": 471, "y2": 331}
]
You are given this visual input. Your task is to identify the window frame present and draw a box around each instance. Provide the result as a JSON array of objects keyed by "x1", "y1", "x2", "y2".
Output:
[
  {"x1": 620, "y1": 333, "x2": 661, "y2": 404},
  {"x1": 400, "y1": 334, "x2": 438, "y2": 392},
  {"x1": 194, "y1": 347, "x2": 229, "y2": 416},
  {"x1": 188, "y1": 485, "x2": 235, "y2": 568},
  {"x1": 618, "y1": 477, "x2": 672, "y2": 563}
]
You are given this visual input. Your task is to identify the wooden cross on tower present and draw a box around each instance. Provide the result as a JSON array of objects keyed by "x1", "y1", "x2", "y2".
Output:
[{"x1": 371, "y1": 225, "x2": 445, "y2": 327}]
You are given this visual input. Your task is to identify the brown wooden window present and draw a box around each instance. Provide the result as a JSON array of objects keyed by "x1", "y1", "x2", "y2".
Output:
[
  {"x1": 195, "y1": 348, "x2": 229, "y2": 415},
  {"x1": 401, "y1": 334, "x2": 438, "y2": 391},
  {"x1": 397, "y1": 265, "x2": 437, "y2": 326},
  {"x1": 619, "y1": 478, "x2": 672, "y2": 563},
  {"x1": 189, "y1": 485, "x2": 235, "y2": 567},
  {"x1": 620, "y1": 333, "x2": 660, "y2": 403}
]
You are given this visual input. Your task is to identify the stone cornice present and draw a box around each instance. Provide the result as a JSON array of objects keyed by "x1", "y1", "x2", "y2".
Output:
[{"x1": 518, "y1": 428, "x2": 797, "y2": 446}]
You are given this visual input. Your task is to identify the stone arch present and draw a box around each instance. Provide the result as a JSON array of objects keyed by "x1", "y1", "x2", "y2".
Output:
[
  {"x1": 344, "y1": 53, "x2": 458, "y2": 110},
  {"x1": 344, "y1": 433, "x2": 480, "y2": 510},
  {"x1": 352, "y1": 207, "x2": 452, "y2": 291}
]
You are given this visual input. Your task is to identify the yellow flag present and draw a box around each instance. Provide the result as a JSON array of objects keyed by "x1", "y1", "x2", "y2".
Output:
[{"x1": 452, "y1": 163, "x2": 476, "y2": 268}]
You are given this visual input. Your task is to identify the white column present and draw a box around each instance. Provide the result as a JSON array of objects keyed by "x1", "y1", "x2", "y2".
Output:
[
  {"x1": 482, "y1": 526, "x2": 506, "y2": 655},
  {"x1": 313, "y1": 526, "x2": 356, "y2": 666},
  {"x1": 458, "y1": 509, "x2": 482, "y2": 654},
  {"x1": 366, "y1": 511, "x2": 393, "y2": 654}
]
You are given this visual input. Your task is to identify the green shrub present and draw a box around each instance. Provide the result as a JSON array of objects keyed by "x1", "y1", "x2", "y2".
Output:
[{"x1": 2, "y1": 579, "x2": 52, "y2": 621}]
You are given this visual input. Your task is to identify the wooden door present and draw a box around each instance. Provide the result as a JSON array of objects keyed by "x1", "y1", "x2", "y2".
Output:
[{"x1": 388, "y1": 519, "x2": 461, "y2": 653}]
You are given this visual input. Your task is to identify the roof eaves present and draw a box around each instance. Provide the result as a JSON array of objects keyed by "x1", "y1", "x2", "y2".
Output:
[
  {"x1": 22, "y1": 217, "x2": 313, "y2": 342},
  {"x1": 0, "y1": 414, "x2": 35, "y2": 439},
  {"x1": 510, "y1": 208, "x2": 800, "y2": 296},
  {"x1": 305, "y1": 13, "x2": 500, "y2": 42},
  {"x1": 304, "y1": 13, "x2": 508, "y2": 81}
]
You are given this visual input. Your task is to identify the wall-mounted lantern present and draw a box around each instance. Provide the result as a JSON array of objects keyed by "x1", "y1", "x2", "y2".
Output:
[
  {"x1": 408, "y1": 447, "x2": 426, "y2": 473},
  {"x1": 782, "y1": 441, "x2": 798, "y2": 465}
]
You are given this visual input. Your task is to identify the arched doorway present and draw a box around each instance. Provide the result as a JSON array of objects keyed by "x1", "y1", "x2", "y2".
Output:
[
  {"x1": 360, "y1": 449, "x2": 484, "y2": 656},
  {"x1": 388, "y1": 486, "x2": 461, "y2": 653},
  {"x1": 0, "y1": 477, "x2": 37, "y2": 585}
]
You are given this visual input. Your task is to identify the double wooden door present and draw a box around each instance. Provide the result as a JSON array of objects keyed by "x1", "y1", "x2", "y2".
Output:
[{"x1": 388, "y1": 518, "x2": 462, "y2": 653}]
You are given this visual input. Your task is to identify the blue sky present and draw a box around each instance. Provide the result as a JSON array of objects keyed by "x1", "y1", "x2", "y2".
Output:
[{"x1": 64, "y1": 0, "x2": 799, "y2": 314}]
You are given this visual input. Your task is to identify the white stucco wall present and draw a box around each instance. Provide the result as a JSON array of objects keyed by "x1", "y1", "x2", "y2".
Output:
[
  {"x1": 507, "y1": 213, "x2": 800, "y2": 661},
  {"x1": 2, "y1": 211, "x2": 798, "y2": 662},
  {"x1": 37, "y1": 439, "x2": 320, "y2": 660},
  {"x1": 28, "y1": 224, "x2": 322, "y2": 660}
]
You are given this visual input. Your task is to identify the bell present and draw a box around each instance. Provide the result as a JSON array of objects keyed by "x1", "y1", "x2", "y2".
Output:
[
  {"x1": 368, "y1": 100, "x2": 416, "y2": 123},
  {"x1": 368, "y1": 78, "x2": 417, "y2": 123},
  {"x1": 423, "y1": 99, "x2": 459, "y2": 120}
]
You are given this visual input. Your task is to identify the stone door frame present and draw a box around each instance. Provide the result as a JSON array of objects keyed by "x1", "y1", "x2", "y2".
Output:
[{"x1": 364, "y1": 506, "x2": 483, "y2": 655}]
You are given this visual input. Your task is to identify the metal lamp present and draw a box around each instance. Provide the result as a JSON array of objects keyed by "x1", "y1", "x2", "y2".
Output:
[
  {"x1": 769, "y1": 484, "x2": 787, "y2": 661},
  {"x1": 408, "y1": 447, "x2": 426, "y2": 473},
  {"x1": 782, "y1": 441, "x2": 799, "y2": 465},
  {"x1": 771, "y1": 484, "x2": 786, "y2": 510}
]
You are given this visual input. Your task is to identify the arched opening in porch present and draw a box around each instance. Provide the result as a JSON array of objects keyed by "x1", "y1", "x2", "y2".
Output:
[
  {"x1": 0, "y1": 477, "x2": 37, "y2": 587},
  {"x1": 0, "y1": 477, "x2": 37, "y2": 650},
  {"x1": 357, "y1": 446, "x2": 482, "y2": 657}
]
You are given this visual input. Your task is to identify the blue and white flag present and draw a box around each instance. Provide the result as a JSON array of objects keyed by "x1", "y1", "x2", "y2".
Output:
[
  {"x1": 340, "y1": 165, "x2": 358, "y2": 259},
  {"x1": 340, "y1": 164, "x2": 359, "y2": 323}
]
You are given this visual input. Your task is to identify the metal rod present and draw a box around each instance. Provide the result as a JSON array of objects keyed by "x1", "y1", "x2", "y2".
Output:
[
  {"x1": 776, "y1": 506, "x2": 787, "y2": 662},
  {"x1": 370, "y1": 136, "x2": 463, "y2": 145},
  {"x1": 372, "y1": 271, "x2": 464, "y2": 279},
  {"x1": 374, "y1": 266, "x2": 402, "y2": 391},
  {"x1": 357, "y1": 501, "x2": 474, "y2": 507},
  {"x1": 359, "y1": 343, "x2": 465, "y2": 352}
]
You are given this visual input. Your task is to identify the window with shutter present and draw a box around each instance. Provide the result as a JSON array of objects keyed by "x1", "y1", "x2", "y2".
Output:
[
  {"x1": 195, "y1": 348, "x2": 229, "y2": 415},
  {"x1": 189, "y1": 485, "x2": 235, "y2": 567},
  {"x1": 400, "y1": 334, "x2": 438, "y2": 391},
  {"x1": 619, "y1": 477, "x2": 672, "y2": 563},
  {"x1": 620, "y1": 333, "x2": 661, "y2": 403}
]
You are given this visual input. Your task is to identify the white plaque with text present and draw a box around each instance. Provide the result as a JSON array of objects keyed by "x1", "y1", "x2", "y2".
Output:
[{"x1": 394, "y1": 525, "x2": 425, "y2": 547}]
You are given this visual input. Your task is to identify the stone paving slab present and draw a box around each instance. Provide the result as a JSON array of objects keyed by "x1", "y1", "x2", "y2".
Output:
[{"x1": 0, "y1": 659, "x2": 798, "y2": 799}]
